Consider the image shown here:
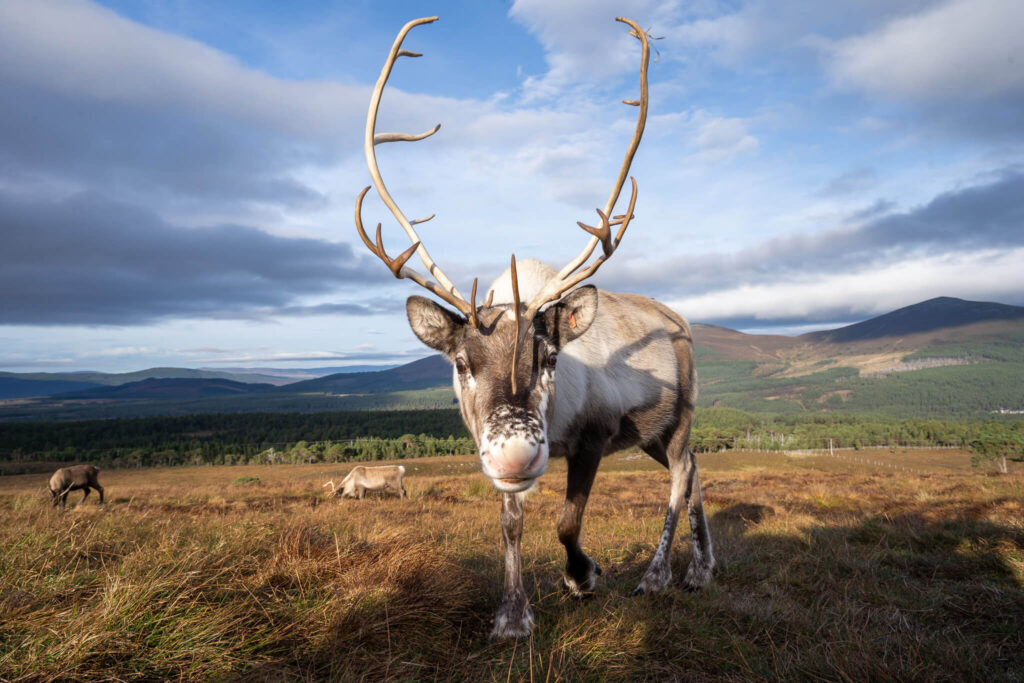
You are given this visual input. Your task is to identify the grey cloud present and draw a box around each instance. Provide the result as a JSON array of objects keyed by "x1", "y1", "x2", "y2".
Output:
[
  {"x1": 847, "y1": 198, "x2": 896, "y2": 222},
  {"x1": 0, "y1": 82, "x2": 332, "y2": 210},
  {"x1": 604, "y1": 167, "x2": 1024, "y2": 297},
  {"x1": 0, "y1": 192, "x2": 390, "y2": 325}
]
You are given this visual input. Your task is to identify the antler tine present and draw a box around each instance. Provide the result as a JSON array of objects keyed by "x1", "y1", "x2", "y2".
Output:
[
  {"x1": 470, "y1": 278, "x2": 479, "y2": 329},
  {"x1": 576, "y1": 209, "x2": 612, "y2": 257},
  {"x1": 355, "y1": 183, "x2": 473, "y2": 314},
  {"x1": 361, "y1": 16, "x2": 472, "y2": 313},
  {"x1": 355, "y1": 185, "x2": 422, "y2": 278},
  {"x1": 522, "y1": 18, "x2": 650, "y2": 321},
  {"x1": 510, "y1": 255, "x2": 522, "y2": 395}
]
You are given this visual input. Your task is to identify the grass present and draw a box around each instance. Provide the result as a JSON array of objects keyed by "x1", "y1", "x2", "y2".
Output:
[{"x1": 1, "y1": 449, "x2": 1022, "y2": 680}]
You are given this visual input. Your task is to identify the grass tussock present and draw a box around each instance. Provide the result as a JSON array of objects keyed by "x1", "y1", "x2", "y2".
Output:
[{"x1": 0, "y1": 448, "x2": 1021, "y2": 680}]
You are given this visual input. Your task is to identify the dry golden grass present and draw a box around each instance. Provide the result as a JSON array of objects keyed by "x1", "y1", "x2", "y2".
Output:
[{"x1": 1, "y1": 449, "x2": 1022, "y2": 681}]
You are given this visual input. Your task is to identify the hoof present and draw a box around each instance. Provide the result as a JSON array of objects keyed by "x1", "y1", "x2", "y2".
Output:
[
  {"x1": 562, "y1": 573, "x2": 595, "y2": 597},
  {"x1": 683, "y1": 560, "x2": 715, "y2": 590},
  {"x1": 563, "y1": 556, "x2": 601, "y2": 597},
  {"x1": 490, "y1": 601, "x2": 534, "y2": 640},
  {"x1": 630, "y1": 586, "x2": 645, "y2": 597},
  {"x1": 634, "y1": 565, "x2": 672, "y2": 596}
]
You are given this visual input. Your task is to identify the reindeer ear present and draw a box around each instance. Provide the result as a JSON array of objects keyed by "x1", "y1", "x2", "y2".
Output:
[
  {"x1": 407, "y1": 296, "x2": 465, "y2": 356},
  {"x1": 544, "y1": 285, "x2": 598, "y2": 347}
]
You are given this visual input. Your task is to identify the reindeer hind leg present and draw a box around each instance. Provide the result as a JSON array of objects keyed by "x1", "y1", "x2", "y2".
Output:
[{"x1": 633, "y1": 425, "x2": 714, "y2": 595}]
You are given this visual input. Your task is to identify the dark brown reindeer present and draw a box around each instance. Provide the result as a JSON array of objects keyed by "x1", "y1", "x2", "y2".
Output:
[
  {"x1": 355, "y1": 16, "x2": 714, "y2": 639},
  {"x1": 49, "y1": 465, "x2": 104, "y2": 510}
]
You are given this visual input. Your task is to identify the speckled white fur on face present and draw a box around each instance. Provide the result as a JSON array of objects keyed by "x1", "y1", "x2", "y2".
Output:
[{"x1": 479, "y1": 403, "x2": 549, "y2": 490}]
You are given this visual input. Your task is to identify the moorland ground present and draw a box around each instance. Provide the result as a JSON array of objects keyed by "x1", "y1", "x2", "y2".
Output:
[{"x1": 1, "y1": 449, "x2": 1022, "y2": 681}]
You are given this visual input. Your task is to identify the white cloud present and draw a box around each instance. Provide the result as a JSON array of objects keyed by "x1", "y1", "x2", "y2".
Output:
[
  {"x1": 688, "y1": 110, "x2": 759, "y2": 162},
  {"x1": 670, "y1": 0, "x2": 918, "y2": 67},
  {"x1": 508, "y1": 0, "x2": 677, "y2": 100},
  {"x1": 81, "y1": 346, "x2": 161, "y2": 358},
  {"x1": 828, "y1": 0, "x2": 1024, "y2": 104},
  {"x1": 667, "y1": 247, "x2": 1024, "y2": 324}
]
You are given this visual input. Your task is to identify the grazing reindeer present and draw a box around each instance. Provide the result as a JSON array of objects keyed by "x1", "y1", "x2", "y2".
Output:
[
  {"x1": 355, "y1": 16, "x2": 714, "y2": 639},
  {"x1": 49, "y1": 465, "x2": 104, "y2": 510},
  {"x1": 323, "y1": 466, "x2": 407, "y2": 499}
]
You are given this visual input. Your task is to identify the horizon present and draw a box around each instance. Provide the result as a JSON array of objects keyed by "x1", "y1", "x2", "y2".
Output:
[
  {"x1": 7, "y1": 294, "x2": 1021, "y2": 374},
  {"x1": 2, "y1": 1, "x2": 1023, "y2": 373}
]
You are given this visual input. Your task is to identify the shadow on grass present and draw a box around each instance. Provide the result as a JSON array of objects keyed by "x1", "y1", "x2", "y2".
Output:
[
  {"x1": 228, "y1": 498, "x2": 1024, "y2": 680},
  {"x1": 621, "y1": 502, "x2": 1024, "y2": 680}
]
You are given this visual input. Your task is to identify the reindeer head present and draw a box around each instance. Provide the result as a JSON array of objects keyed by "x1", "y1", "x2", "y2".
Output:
[
  {"x1": 407, "y1": 278, "x2": 597, "y2": 491},
  {"x1": 356, "y1": 16, "x2": 650, "y2": 492}
]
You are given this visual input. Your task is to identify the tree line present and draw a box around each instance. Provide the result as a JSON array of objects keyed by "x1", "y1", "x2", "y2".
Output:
[
  {"x1": 690, "y1": 407, "x2": 1024, "y2": 453},
  {"x1": 0, "y1": 406, "x2": 1021, "y2": 473}
]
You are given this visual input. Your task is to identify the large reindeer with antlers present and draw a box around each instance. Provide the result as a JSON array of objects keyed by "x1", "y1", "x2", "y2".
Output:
[{"x1": 355, "y1": 16, "x2": 714, "y2": 639}]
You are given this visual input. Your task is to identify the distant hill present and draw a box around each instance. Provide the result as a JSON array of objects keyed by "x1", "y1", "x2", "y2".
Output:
[
  {"x1": 3, "y1": 297, "x2": 1023, "y2": 421},
  {"x1": 54, "y1": 377, "x2": 276, "y2": 400},
  {"x1": 0, "y1": 378, "x2": 104, "y2": 400},
  {"x1": 0, "y1": 367, "x2": 287, "y2": 387},
  {"x1": 281, "y1": 355, "x2": 451, "y2": 395},
  {"x1": 197, "y1": 364, "x2": 400, "y2": 383},
  {"x1": 0, "y1": 363, "x2": 401, "y2": 391},
  {"x1": 803, "y1": 297, "x2": 1024, "y2": 344}
]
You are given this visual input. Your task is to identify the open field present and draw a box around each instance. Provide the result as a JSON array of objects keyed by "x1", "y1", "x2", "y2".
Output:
[{"x1": 1, "y1": 450, "x2": 1022, "y2": 680}]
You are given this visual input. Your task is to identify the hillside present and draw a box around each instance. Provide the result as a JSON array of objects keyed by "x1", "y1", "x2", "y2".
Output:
[{"x1": 693, "y1": 297, "x2": 1024, "y2": 417}]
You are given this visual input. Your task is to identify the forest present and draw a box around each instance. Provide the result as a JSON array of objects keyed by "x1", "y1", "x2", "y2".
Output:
[{"x1": 1, "y1": 406, "x2": 1021, "y2": 473}]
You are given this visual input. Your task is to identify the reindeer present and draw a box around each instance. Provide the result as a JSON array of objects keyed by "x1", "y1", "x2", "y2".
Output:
[
  {"x1": 354, "y1": 16, "x2": 714, "y2": 639},
  {"x1": 323, "y1": 465, "x2": 407, "y2": 499},
  {"x1": 49, "y1": 465, "x2": 104, "y2": 510}
]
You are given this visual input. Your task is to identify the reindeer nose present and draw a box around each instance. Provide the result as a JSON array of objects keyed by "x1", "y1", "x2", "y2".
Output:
[{"x1": 481, "y1": 437, "x2": 547, "y2": 480}]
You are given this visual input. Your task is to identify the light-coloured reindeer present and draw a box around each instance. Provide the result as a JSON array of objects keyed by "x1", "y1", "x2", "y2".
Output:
[
  {"x1": 324, "y1": 465, "x2": 407, "y2": 499},
  {"x1": 354, "y1": 16, "x2": 714, "y2": 639}
]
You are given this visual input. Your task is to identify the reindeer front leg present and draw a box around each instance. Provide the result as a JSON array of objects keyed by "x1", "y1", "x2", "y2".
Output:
[
  {"x1": 491, "y1": 491, "x2": 533, "y2": 639},
  {"x1": 558, "y1": 444, "x2": 604, "y2": 596}
]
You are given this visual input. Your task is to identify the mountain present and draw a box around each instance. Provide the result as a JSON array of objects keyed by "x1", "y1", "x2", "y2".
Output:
[
  {"x1": 281, "y1": 355, "x2": 451, "y2": 395},
  {"x1": 803, "y1": 297, "x2": 1024, "y2": 344},
  {"x1": 54, "y1": 378, "x2": 276, "y2": 400},
  {"x1": 691, "y1": 297, "x2": 1024, "y2": 418},
  {"x1": 3, "y1": 297, "x2": 1022, "y2": 421}
]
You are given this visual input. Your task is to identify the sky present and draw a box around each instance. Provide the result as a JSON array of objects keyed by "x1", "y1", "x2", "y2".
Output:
[{"x1": 1, "y1": 0, "x2": 1023, "y2": 372}]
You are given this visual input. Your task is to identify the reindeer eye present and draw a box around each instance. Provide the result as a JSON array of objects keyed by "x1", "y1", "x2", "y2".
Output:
[{"x1": 455, "y1": 358, "x2": 469, "y2": 374}]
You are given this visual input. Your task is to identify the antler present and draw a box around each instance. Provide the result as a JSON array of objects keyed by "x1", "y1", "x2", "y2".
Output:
[
  {"x1": 356, "y1": 16, "x2": 485, "y2": 323},
  {"x1": 520, "y1": 17, "x2": 649, "y2": 323},
  {"x1": 506, "y1": 17, "x2": 649, "y2": 393}
]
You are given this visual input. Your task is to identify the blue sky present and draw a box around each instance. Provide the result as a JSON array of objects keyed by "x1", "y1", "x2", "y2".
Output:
[{"x1": 1, "y1": 0, "x2": 1022, "y2": 372}]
